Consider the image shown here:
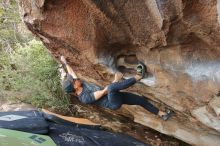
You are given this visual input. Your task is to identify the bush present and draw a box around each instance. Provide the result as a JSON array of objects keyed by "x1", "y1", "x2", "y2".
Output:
[{"x1": 0, "y1": 40, "x2": 70, "y2": 110}]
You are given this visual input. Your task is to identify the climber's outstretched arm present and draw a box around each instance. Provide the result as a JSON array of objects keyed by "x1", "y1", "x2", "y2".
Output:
[
  {"x1": 65, "y1": 64, "x2": 78, "y2": 79},
  {"x1": 60, "y1": 56, "x2": 77, "y2": 79}
]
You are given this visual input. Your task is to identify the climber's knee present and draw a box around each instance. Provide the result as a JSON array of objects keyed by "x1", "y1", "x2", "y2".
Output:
[
  {"x1": 108, "y1": 103, "x2": 121, "y2": 110},
  {"x1": 107, "y1": 84, "x2": 116, "y2": 93}
]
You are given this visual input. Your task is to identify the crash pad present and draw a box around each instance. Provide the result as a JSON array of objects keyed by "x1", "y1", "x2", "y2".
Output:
[
  {"x1": 48, "y1": 123, "x2": 148, "y2": 146},
  {"x1": 0, "y1": 110, "x2": 48, "y2": 134},
  {"x1": 0, "y1": 128, "x2": 56, "y2": 146}
]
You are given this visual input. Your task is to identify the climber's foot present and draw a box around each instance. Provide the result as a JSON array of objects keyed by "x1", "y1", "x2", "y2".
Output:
[
  {"x1": 136, "y1": 62, "x2": 147, "y2": 79},
  {"x1": 161, "y1": 108, "x2": 173, "y2": 121}
]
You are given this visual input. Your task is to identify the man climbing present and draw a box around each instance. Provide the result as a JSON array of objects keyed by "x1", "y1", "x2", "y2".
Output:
[{"x1": 60, "y1": 56, "x2": 173, "y2": 121}]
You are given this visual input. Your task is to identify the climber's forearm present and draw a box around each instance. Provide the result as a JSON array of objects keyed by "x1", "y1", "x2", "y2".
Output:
[
  {"x1": 65, "y1": 64, "x2": 77, "y2": 79},
  {"x1": 93, "y1": 90, "x2": 105, "y2": 100},
  {"x1": 93, "y1": 86, "x2": 108, "y2": 100}
]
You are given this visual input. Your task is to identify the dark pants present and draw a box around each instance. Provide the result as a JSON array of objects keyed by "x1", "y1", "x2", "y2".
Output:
[{"x1": 107, "y1": 77, "x2": 159, "y2": 115}]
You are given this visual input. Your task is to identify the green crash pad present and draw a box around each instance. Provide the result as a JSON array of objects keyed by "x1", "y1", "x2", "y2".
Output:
[{"x1": 0, "y1": 128, "x2": 56, "y2": 146}]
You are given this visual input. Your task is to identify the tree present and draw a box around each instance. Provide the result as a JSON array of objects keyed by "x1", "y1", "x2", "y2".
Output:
[{"x1": 0, "y1": 0, "x2": 32, "y2": 53}]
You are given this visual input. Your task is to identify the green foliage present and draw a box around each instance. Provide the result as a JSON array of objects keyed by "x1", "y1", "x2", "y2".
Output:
[
  {"x1": 0, "y1": 0, "x2": 32, "y2": 50},
  {"x1": 0, "y1": 1, "x2": 69, "y2": 111},
  {"x1": 0, "y1": 40, "x2": 70, "y2": 110}
]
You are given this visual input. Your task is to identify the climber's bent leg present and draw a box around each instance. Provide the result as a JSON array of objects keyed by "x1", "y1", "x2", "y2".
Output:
[
  {"x1": 107, "y1": 77, "x2": 136, "y2": 93},
  {"x1": 105, "y1": 78, "x2": 137, "y2": 110},
  {"x1": 106, "y1": 92, "x2": 123, "y2": 110}
]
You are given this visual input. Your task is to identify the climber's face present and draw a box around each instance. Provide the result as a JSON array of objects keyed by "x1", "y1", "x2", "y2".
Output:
[{"x1": 73, "y1": 79, "x2": 82, "y2": 89}]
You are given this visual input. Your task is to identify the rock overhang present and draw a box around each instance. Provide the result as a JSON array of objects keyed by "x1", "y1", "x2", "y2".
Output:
[{"x1": 19, "y1": 0, "x2": 220, "y2": 145}]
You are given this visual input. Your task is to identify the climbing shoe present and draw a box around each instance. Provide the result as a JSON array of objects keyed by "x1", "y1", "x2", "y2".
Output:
[
  {"x1": 136, "y1": 62, "x2": 147, "y2": 78},
  {"x1": 161, "y1": 108, "x2": 173, "y2": 121}
]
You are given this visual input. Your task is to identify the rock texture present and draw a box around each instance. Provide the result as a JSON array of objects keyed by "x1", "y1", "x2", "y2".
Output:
[{"x1": 19, "y1": 0, "x2": 220, "y2": 145}]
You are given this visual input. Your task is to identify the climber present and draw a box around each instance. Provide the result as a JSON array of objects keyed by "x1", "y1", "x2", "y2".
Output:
[{"x1": 60, "y1": 56, "x2": 173, "y2": 121}]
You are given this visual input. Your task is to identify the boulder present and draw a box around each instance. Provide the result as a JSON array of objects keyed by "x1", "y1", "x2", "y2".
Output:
[{"x1": 18, "y1": 0, "x2": 220, "y2": 145}]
